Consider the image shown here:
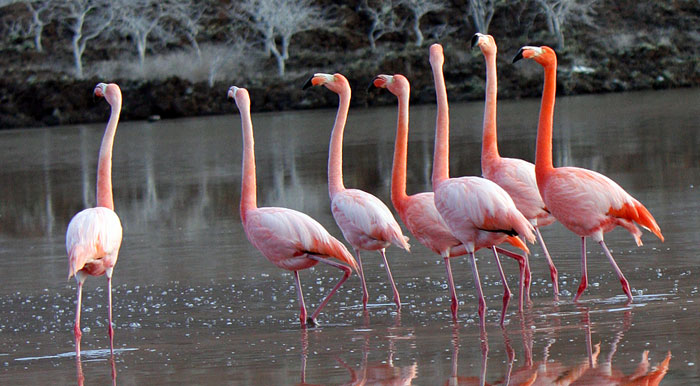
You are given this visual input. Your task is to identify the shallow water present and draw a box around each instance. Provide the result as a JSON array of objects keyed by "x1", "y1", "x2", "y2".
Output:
[{"x1": 1, "y1": 88, "x2": 699, "y2": 384}]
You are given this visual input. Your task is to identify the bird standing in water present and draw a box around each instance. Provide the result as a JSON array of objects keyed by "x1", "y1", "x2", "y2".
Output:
[
  {"x1": 472, "y1": 33, "x2": 560, "y2": 301},
  {"x1": 304, "y1": 73, "x2": 410, "y2": 310},
  {"x1": 230, "y1": 85, "x2": 357, "y2": 326},
  {"x1": 66, "y1": 82, "x2": 124, "y2": 358},
  {"x1": 513, "y1": 45, "x2": 664, "y2": 302}
]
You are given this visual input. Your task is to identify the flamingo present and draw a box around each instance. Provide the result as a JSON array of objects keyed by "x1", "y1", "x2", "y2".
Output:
[
  {"x1": 429, "y1": 43, "x2": 536, "y2": 326},
  {"x1": 66, "y1": 83, "x2": 124, "y2": 358},
  {"x1": 229, "y1": 86, "x2": 358, "y2": 327},
  {"x1": 372, "y1": 73, "x2": 465, "y2": 320},
  {"x1": 513, "y1": 45, "x2": 664, "y2": 302},
  {"x1": 472, "y1": 33, "x2": 560, "y2": 301},
  {"x1": 303, "y1": 73, "x2": 410, "y2": 310}
]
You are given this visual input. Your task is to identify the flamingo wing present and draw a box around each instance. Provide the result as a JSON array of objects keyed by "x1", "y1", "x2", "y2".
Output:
[
  {"x1": 244, "y1": 207, "x2": 357, "y2": 271},
  {"x1": 486, "y1": 157, "x2": 550, "y2": 220},
  {"x1": 66, "y1": 207, "x2": 123, "y2": 279},
  {"x1": 331, "y1": 189, "x2": 410, "y2": 250},
  {"x1": 436, "y1": 177, "x2": 534, "y2": 242},
  {"x1": 402, "y1": 193, "x2": 460, "y2": 255}
]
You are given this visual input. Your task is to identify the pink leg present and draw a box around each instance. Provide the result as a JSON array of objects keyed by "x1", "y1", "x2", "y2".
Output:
[
  {"x1": 490, "y1": 247, "x2": 512, "y2": 324},
  {"x1": 307, "y1": 255, "x2": 352, "y2": 324},
  {"x1": 574, "y1": 237, "x2": 588, "y2": 302},
  {"x1": 74, "y1": 279, "x2": 84, "y2": 358},
  {"x1": 378, "y1": 249, "x2": 401, "y2": 310},
  {"x1": 535, "y1": 227, "x2": 559, "y2": 299},
  {"x1": 107, "y1": 272, "x2": 114, "y2": 356},
  {"x1": 293, "y1": 271, "x2": 308, "y2": 327},
  {"x1": 598, "y1": 240, "x2": 633, "y2": 303},
  {"x1": 495, "y1": 247, "x2": 526, "y2": 312},
  {"x1": 467, "y1": 252, "x2": 486, "y2": 328},
  {"x1": 443, "y1": 255, "x2": 458, "y2": 320},
  {"x1": 355, "y1": 249, "x2": 369, "y2": 309},
  {"x1": 524, "y1": 251, "x2": 532, "y2": 304},
  {"x1": 76, "y1": 356, "x2": 85, "y2": 386}
]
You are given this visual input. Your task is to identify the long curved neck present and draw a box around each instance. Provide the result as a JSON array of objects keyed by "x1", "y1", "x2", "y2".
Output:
[
  {"x1": 328, "y1": 85, "x2": 351, "y2": 198},
  {"x1": 481, "y1": 50, "x2": 500, "y2": 169},
  {"x1": 535, "y1": 59, "x2": 557, "y2": 182},
  {"x1": 239, "y1": 101, "x2": 257, "y2": 222},
  {"x1": 391, "y1": 89, "x2": 410, "y2": 211},
  {"x1": 95, "y1": 100, "x2": 120, "y2": 210},
  {"x1": 432, "y1": 60, "x2": 450, "y2": 187}
]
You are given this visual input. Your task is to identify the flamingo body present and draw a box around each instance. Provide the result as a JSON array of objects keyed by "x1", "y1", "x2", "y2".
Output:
[
  {"x1": 398, "y1": 192, "x2": 463, "y2": 256},
  {"x1": 67, "y1": 207, "x2": 122, "y2": 278},
  {"x1": 243, "y1": 206, "x2": 356, "y2": 272},
  {"x1": 331, "y1": 188, "x2": 409, "y2": 252},
  {"x1": 434, "y1": 177, "x2": 534, "y2": 253}
]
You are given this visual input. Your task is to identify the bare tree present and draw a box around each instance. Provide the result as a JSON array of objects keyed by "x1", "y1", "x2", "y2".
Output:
[
  {"x1": 534, "y1": 0, "x2": 597, "y2": 50},
  {"x1": 357, "y1": 0, "x2": 404, "y2": 51},
  {"x1": 397, "y1": 0, "x2": 447, "y2": 46},
  {"x1": 467, "y1": 0, "x2": 505, "y2": 33},
  {"x1": 202, "y1": 39, "x2": 252, "y2": 87},
  {"x1": 114, "y1": 0, "x2": 180, "y2": 75},
  {"x1": 234, "y1": 0, "x2": 335, "y2": 76},
  {"x1": 22, "y1": 0, "x2": 55, "y2": 52},
  {"x1": 170, "y1": 0, "x2": 208, "y2": 61},
  {"x1": 58, "y1": 0, "x2": 113, "y2": 79}
]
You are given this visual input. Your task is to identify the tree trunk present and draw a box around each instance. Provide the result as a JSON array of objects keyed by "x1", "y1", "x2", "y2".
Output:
[
  {"x1": 72, "y1": 36, "x2": 83, "y2": 79},
  {"x1": 412, "y1": 17, "x2": 423, "y2": 46},
  {"x1": 34, "y1": 26, "x2": 44, "y2": 53}
]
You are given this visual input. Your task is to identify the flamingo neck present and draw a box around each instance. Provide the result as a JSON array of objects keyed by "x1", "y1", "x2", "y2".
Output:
[
  {"x1": 328, "y1": 86, "x2": 350, "y2": 198},
  {"x1": 481, "y1": 50, "x2": 500, "y2": 170},
  {"x1": 535, "y1": 59, "x2": 557, "y2": 183},
  {"x1": 239, "y1": 101, "x2": 258, "y2": 222},
  {"x1": 391, "y1": 89, "x2": 410, "y2": 211},
  {"x1": 95, "y1": 99, "x2": 120, "y2": 210},
  {"x1": 432, "y1": 60, "x2": 450, "y2": 187}
]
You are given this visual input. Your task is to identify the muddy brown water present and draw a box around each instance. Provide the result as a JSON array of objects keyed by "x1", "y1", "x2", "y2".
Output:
[{"x1": 1, "y1": 88, "x2": 698, "y2": 384}]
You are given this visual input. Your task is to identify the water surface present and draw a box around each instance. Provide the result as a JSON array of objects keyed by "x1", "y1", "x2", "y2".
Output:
[{"x1": 1, "y1": 88, "x2": 699, "y2": 384}]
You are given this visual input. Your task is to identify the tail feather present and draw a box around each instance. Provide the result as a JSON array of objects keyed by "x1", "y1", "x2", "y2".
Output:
[
  {"x1": 505, "y1": 236, "x2": 530, "y2": 254},
  {"x1": 329, "y1": 240, "x2": 359, "y2": 272},
  {"x1": 635, "y1": 202, "x2": 664, "y2": 242}
]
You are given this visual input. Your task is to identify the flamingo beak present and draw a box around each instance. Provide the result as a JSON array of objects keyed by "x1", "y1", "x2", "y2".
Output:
[
  {"x1": 471, "y1": 33, "x2": 484, "y2": 48},
  {"x1": 302, "y1": 76, "x2": 314, "y2": 90},
  {"x1": 227, "y1": 86, "x2": 239, "y2": 100},
  {"x1": 512, "y1": 48, "x2": 526, "y2": 63}
]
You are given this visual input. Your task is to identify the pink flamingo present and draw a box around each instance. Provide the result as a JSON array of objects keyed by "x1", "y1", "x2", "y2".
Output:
[
  {"x1": 66, "y1": 83, "x2": 123, "y2": 358},
  {"x1": 372, "y1": 73, "x2": 465, "y2": 319},
  {"x1": 429, "y1": 43, "x2": 536, "y2": 326},
  {"x1": 513, "y1": 45, "x2": 664, "y2": 302},
  {"x1": 472, "y1": 33, "x2": 560, "y2": 300},
  {"x1": 229, "y1": 86, "x2": 358, "y2": 326},
  {"x1": 303, "y1": 73, "x2": 410, "y2": 310}
]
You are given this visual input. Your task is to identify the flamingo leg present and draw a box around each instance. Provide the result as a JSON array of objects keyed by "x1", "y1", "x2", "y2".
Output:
[
  {"x1": 574, "y1": 237, "x2": 588, "y2": 302},
  {"x1": 467, "y1": 251, "x2": 487, "y2": 328},
  {"x1": 106, "y1": 269, "x2": 114, "y2": 356},
  {"x1": 355, "y1": 249, "x2": 369, "y2": 309},
  {"x1": 523, "y1": 249, "x2": 532, "y2": 304},
  {"x1": 490, "y1": 247, "x2": 513, "y2": 324},
  {"x1": 494, "y1": 247, "x2": 526, "y2": 311},
  {"x1": 535, "y1": 227, "x2": 559, "y2": 299},
  {"x1": 378, "y1": 249, "x2": 401, "y2": 310},
  {"x1": 74, "y1": 277, "x2": 84, "y2": 358},
  {"x1": 443, "y1": 254, "x2": 458, "y2": 320},
  {"x1": 293, "y1": 271, "x2": 308, "y2": 327},
  {"x1": 306, "y1": 255, "x2": 352, "y2": 324},
  {"x1": 598, "y1": 240, "x2": 633, "y2": 302}
]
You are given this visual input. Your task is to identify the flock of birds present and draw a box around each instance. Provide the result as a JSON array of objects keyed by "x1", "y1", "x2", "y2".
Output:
[{"x1": 65, "y1": 34, "x2": 664, "y2": 356}]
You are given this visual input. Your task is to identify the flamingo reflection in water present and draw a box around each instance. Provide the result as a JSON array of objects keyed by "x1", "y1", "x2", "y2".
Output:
[{"x1": 446, "y1": 308, "x2": 670, "y2": 385}]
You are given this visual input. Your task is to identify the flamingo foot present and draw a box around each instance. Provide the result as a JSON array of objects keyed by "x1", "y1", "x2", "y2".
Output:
[
  {"x1": 306, "y1": 317, "x2": 319, "y2": 327},
  {"x1": 621, "y1": 279, "x2": 633, "y2": 303},
  {"x1": 574, "y1": 276, "x2": 588, "y2": 302}
]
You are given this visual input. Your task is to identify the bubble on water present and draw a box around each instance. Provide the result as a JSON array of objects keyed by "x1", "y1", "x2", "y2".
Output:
[{"x1": 129, "y1": 322, "x2": 141, "y2": 328}]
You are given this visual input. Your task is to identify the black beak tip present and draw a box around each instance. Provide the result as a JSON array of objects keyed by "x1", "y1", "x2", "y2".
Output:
[
  {"x1": 302, "y1": 76, "x2": 314, "y2": 90},
  {"x1": 470, "y1": 34, "x2": 479, "y2": 48},
  {"x1": 512, "y1": 49, "x2": 525, "y2": 63}
]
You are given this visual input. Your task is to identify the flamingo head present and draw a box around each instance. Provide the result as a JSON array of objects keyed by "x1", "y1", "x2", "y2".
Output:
[
  {"x1": 372, "y1": 74, "x2": 409, "y2": 97},
  {"x1": 302, "y1": 73, "x2": 349, "y2": 94},
  {"x1": 471, "y1": 33, "x2": 496, "y2": 55},
  {"x1": 93, "y1": 83, "x2": 121, "y2": 106},
  {"x1": 512, "y1": 45, "x2": 557, "y2": 67},
  {"x1": 227, "y1": 85, "x2": 250, "y2": 110},
  {"x1": 429, "y1": 43, "x2": 444, "y2": 69}
]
